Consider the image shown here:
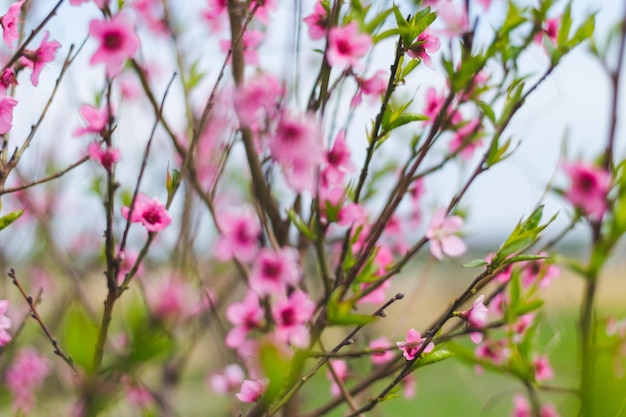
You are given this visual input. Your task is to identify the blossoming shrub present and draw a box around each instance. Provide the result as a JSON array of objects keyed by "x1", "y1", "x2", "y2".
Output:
[{"x1": 0, "y1": 0, "x2": 623, "y2": 416}]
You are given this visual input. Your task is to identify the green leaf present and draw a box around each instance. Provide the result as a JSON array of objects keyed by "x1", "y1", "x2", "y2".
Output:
[
  {"x1": 365, "y1": 8, "x2": 393, "y2": 33},
  {"x1": 260, "y1": 340, "x2": 292, "y2": 400},
  {"x1": 373, "y1": 28, "x2": 401, "y2": 43},
  {"x1": 463, "y1": 259, "x2": 489, "y2": 268},
  {"x1": 521, "y1": 205, "x2": 544, "y2": 232},
  {"x1": 475, "y1": 101, "x2": 496, "y2": 125},
  {"x1": 166, "y1": 168, "x2": 180, "y2": 203},
  {"x1": 570, "y1": 14, "x2": 595, "y2": 46},
  {"x1": 411, "y1": 349, "x2": 454, "y2": 370},
  {"x1": 127, "y1": 326, "x2": 173, "y2": 365},
  {"x1": 62, "y1": 304, "x2": 98, "y2": 373},
  {"x1": 0, "y1": 209, "x2": 23, "y2": 231},
  {"x1": 557, "y1": 3, "x2": 572, "y2": 47},
  {"x1": 503, "y1": 254, "x2": 548, "y2": 265},
  {"x1": 514, "y1": 299, "x2": 544, "y2": 316},
  {"x1": 385, "y1": 112, "x2": 428, "y2": 131},
  {"x1": 287, "y1": 209, "x2": 316, "y2": 240},
  {"x1": 326, "y1": 288, "x2": 377, "y2": 326}
]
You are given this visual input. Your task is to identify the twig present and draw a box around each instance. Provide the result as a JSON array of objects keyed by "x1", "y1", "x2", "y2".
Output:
[
  {"x1": 7, "y1": 267, "x2": 77, "y2": 373},
  {"x1": 0, "y1": 155, "x2": 89, "y2": 195}
]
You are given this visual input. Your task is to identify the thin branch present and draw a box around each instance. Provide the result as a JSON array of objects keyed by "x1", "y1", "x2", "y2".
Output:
[
  {"x1": 0, "y1": 155, "x2": 89, "y2": 195},
  {"x1": 7, "y1": 267, "x2": 77, "y2": 373}
]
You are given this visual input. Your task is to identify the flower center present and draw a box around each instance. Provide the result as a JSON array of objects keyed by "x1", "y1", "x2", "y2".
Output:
[{"x1": 104, "y1": 31, "x2": 124, "y2": 50}]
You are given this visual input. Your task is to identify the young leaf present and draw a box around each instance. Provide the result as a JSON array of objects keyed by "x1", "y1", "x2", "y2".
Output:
[{"x1": 0, "y1": 209, "x2": 23, "y2": 231}]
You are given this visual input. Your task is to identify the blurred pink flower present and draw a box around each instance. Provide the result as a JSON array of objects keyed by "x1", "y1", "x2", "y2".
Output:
[
  {"x1": 475, "y1": 340, "x2": 509, "y2": 366},
  {"x1": 0, "y1": 68, "x2": 17, "y2": 94},
  {"x1": 533, "y1": 355, "x2": 554, "y2": 381},
  {"x1": 132, "y1": 0, "x2": 168, "y2": 36},
  {"x1": 464, "y1": 295, "x2": 488, "y2": 343},
  {"x1": 406, "y1": 30, "x2": 440, "y2": 67},
  {"x1": 325, "y1": 130, "x2": 355, "y2": 183},
  {"x1": 437, "y1": 2, "x2": 469, "y2": 37},
  {"x1": 0, "y1": 96, "x2": 17, "y2": 134},
  {"x1": 272, "y1": 290, "x2": 316, "y2": 348},
  {"x1": 512, "y1": 394, "x2": 531, "y2": 417},
  {"x1": 73, "y1": 104, "x2": 109, "y2": 137},
  {"x1": 5, "y1": 349, "x2": 50, "y2": 414},
  {"x1": 327, "y1": 23, "x2": 371, "y2": 68},
  {"x1": 203, "y1": 0, "x2": 227, "y2": 32},
  {"x1": 535, "y1": 16, "x2": 561, "y2": 45},
  {"x1": 89, "y1": 13, "x2": 140, "y2": 77},
  {"x1": 249, "y1": 0, "x2": 277, "y2": 25},
  {"x1": 1, "y1": 0, "x2": 24, "y2": 48},
  {"x1": 563, "y1": 161, "x2": 610, "y2": 219},
  {"x1": 220, "y1": 30, "x2": 264, "y2": 66},
  {"x1": 369, "y1": 337, "x2": 394, "y2": 365},
  {"x1": 214, "y1": 208, "x2": 261, "y2": 261},
  {"x1": 233, "y1": 73, "x2": 284, "y2": 128},
  {"x1": 521, "y1": 256, "x2": 560, "y2": 288},
  {"x1": 236, "y1": 379, "x2": 266, "y2": 403},
  {"x1": 449, "y1": 119, "x2": 483, "y2": 160},
  {"x1": 20, "y1": 31, "x2": 60, "y2": 86},
  {"x1": 426, "y1": 207, "x2": 466, "y2": 260},
  {"x1": 423, "y1": 87, "x2": 446, "y2": 123},
  {"x1": 351, "y1": 70, "x2": 388, "y2": 108},
  {"x1": 88, "y1": 142, "x2": 120, "y2": 171},
  {"x1": 122, "y1": 193, "x2": 171, "y2": 232},
  {"x1": 540, "y1": 403, "x2": 560, "y2": 417},
  {"x1": 210, "y1": 364, "x2": 245, "y2": 394},
  {"x1": 225, "y1": 291, "x2": 264, "y2": 348},
  {"x1": 0, "y1": 300, "x2": 11, "y2": 346},
  {"x1": 397, "y1": 328, "x2": 434, "y2": 361},
  {"x1": 249, "y1": 247, "x2": 301, "y2": 296},
  {"x1": 303, "y1": 1, "x2": 328, "y2": 40},
  {"x1": 326, "y1": 360, "x2": 348, "y2": 396}
]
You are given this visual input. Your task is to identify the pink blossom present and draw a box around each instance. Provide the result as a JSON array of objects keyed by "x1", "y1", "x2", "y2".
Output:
[
  {"x1": 337, "y1": 202, "x2": 368, "y2": 228},
  {"x1": 449, "y1": 119, "x2": 483, "y2": 160},
  {"x1": 249, "y1": 247, "x2": 301, "y2": 296},
  {"x1": 132, "y1": 0, "x2": 168, "y2": 36},
  {"x1": 0, "y1": 96, "x2": 17, "y2": 134},
  {"x1": 270, "y1": 113, "x2": 324, "y2": 192},
  {"x1": 0, "y1": 300, "x2": 11, "y2": 346},
  {"x1": 369, "y1": 337, "x2": 394, "y2": 365},
  {"x1": 272, "y1": 290, "x2": 316, "y2": 348},
  {"x1": 540, "y1": 403, "x2": 560, "y2": 417},
  {"x1": 326, "y1": 360, "x2": 348, "y2": 396},
  {"x1": 233, "y1": 72, "x2": 284, "y2": 128},
  {"x1": 303, "y1": 1, "x2": 328, "y2": 40},
  {"x1": 422, "y1": 87, "x2": 446, "y2": 124},
  {"x1": 521, "y1": 256, "x2": 560, "y2": 288},
  {"x1": 236, "y1": 379, "x2": 266, "y2": 403},
  {"x1": 203, "y1": 0, "x2": 227, "y2": 32},
  {"x1": 406, "y1": 30, "x2": 440, "y2": 67},
  {"x1": 510, "y1": 314, "x2": 535, "y2": 342},
  {"x1": 359, "y1": 280, "x2": 391, "y2": 305},
  {"x1": 325, "y1": 130, "x2": 355, "y2": 184},
  {"x1": 73, "y1": 104, "x2": 109, "y2": 137},
  {"x1": 535, "y1": 16, "x2": 560, "y2": 45},
  {"x1": 225, "y1": 291, "x2": 264, "y2": 348},
  {"x1": 512, "y1": 394, "x2": 531, "y2": 417},
  {"x1": 117, "y1": 249, "x2": 143, "y2": 282},
  {"x1": 0, "y1": 68, "x2": 17, "y2": 95},
  {"x1": 144, "y1": 274, "x2": 199, "y2": 321},
  {"x1": 402, "y1": 374, "x2": 416, "y2": 398},
  {"x1": 5, "y1": 349, "x2": 50, "y2": 414},
  {"x1": 489, "y1": 292, "x2": 506, "y2": 318},
  {"x1": 121, "y1": 376, "x2": 154, "y2": 410},
  {"x1": 210, "y1": 364, "x2": 245, "y2": 394},
  {"x1": 88, "y1": 142, "x2": 120, "y2": 171},
  {"x1": 89, "y1": 13, "x2": 140, "y2": 77},
  {"x1": 477, "y1": 0, "x2": 492, "y2": 9},
  {"x1": 122, "y1": 193, "x2": 171, "y2": 232},
  {"x1": 220, "y1": 30, "x2": 264, "y2": 66},
  {"x1": 463, "y1": 295, "x2": 488, "y2": 343},
  {"x1": 249, "y1": 0, "x2": 277, "y2": 25},
  {"x1": 397, "y1": 328, "x2": 434, "y2": 361},
  {"x1": 1, "y1": 0, "x2": 24, "y2": 48},
  {"x1": 270, "y1": 112, "x2": 322, "y2": 164},
  {"x1": 426, "y1": 207, "x2": 466, "y2": 260},
  {"x1": 70, "y1": 0, "x2": 108, "y2": 7},
  {"x1": 437, "y1": 2, "x2": 469, "y2": 37},
  {"x1": 351, "y1": 70, "x2": 388, "y2": 108},
  {"x1": 533, "y1": 355, "x2": 554, "y2": 381},
  {"x1": 214, "y1": 208, "x2": 261, "y2": 262},
  {"x1": 475, "y1": 340, "x2": 509, "y2": 366},
  {"x1": 19, "y1": 31, "x2": 60, "y2": 86},
  {"x1": 327, "y1": 23, "x2": 372, "y2": 68},
  {"x1": 563, "y1": 161, "x2": 611, "y2": 219}
]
